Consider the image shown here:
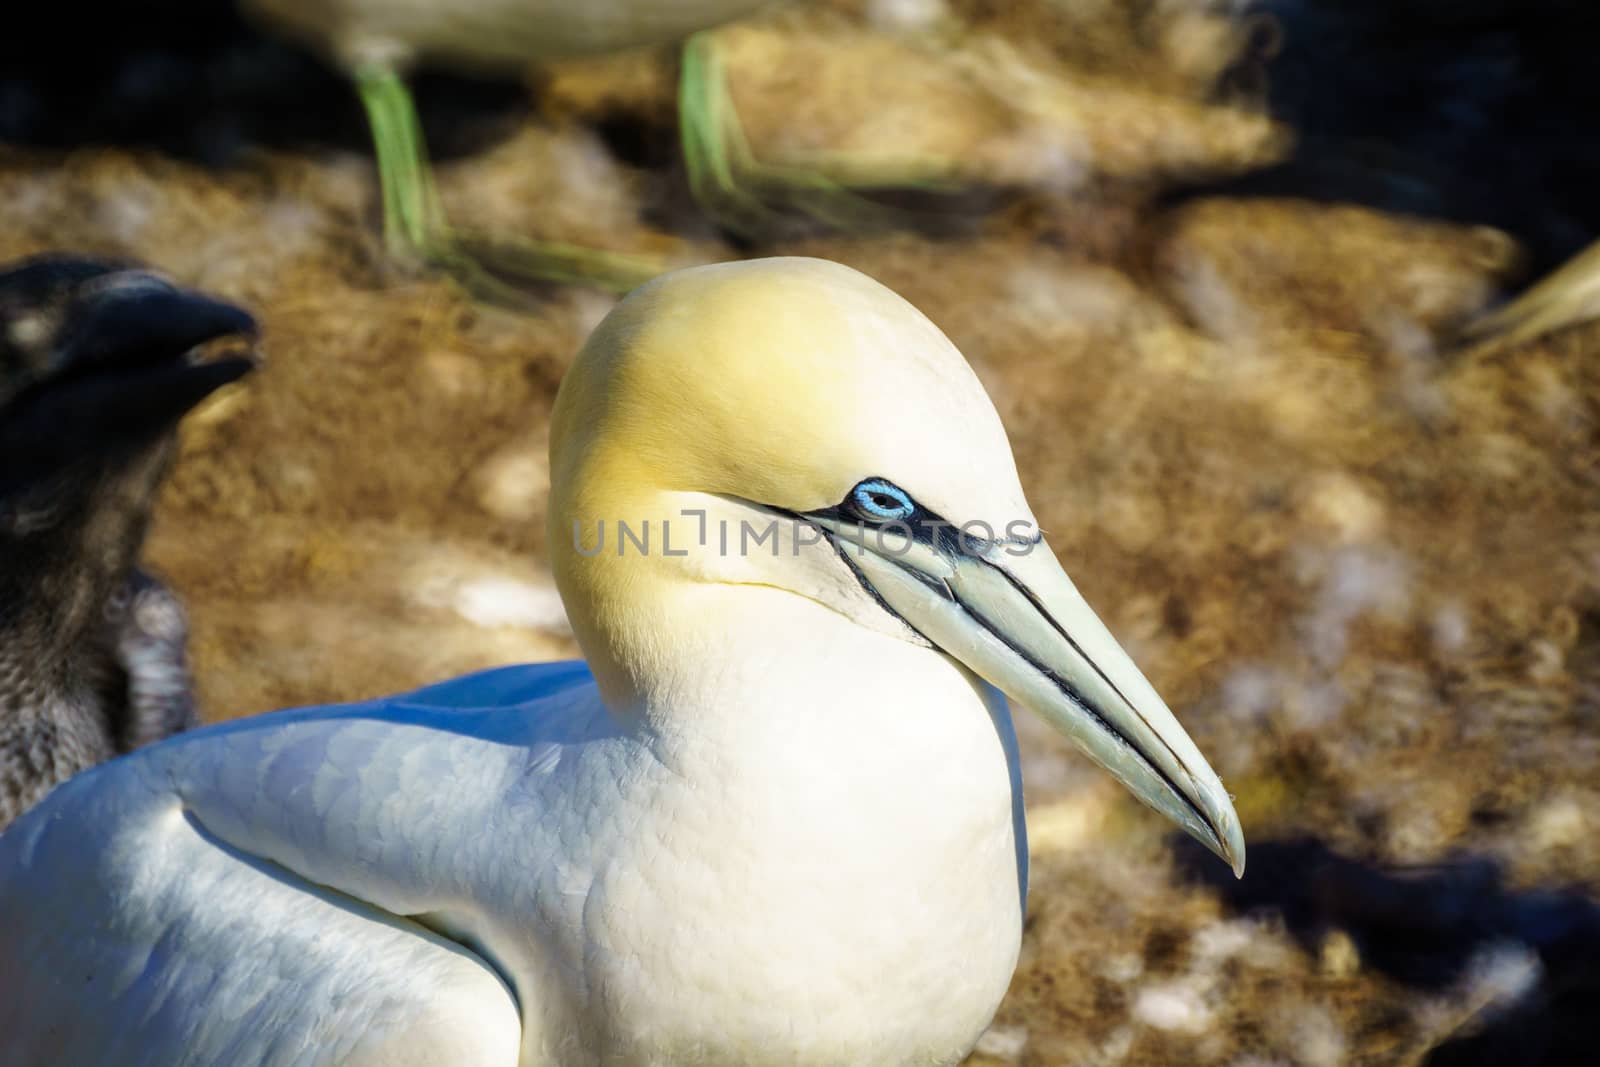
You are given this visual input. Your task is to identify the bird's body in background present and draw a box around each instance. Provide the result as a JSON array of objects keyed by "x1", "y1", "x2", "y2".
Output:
[
  {"x1": 237, "y1": 0, "x2": 944, "y2": 297},
  {"x1": 0, "y1": 257, "x2": 257, "y2": 827},
  {"x1": 221, "y1": 0, "x2": 770, "y2": 296},
  {"x1": 0, "y1": 257, "x2": 1242, "y2": 1065},
  {"x1": 238, "y1": 0, "x2": 779, "y2": 296}
]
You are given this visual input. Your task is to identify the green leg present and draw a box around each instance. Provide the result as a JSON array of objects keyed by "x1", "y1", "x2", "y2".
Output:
[
  {"x1": 678, "y1": 33, "x2": 969, "y2": 239},
  {"x1": 357, "y1": 64, "x2": 449, "y2": 258},
  {"x1": 355, "y1": 64, "x2": 661, "y2": 299},
  {"x1": 679, "y1": 34, "x2": 789, "y2": 236}
]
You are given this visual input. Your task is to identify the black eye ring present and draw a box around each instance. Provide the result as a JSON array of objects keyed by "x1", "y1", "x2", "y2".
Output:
[{"x1": 849, "y1": 478, "x2": 916, "y2": 522}]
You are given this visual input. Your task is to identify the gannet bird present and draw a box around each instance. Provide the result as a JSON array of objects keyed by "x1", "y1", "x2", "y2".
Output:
[
  {"x1": 0, "y1": 257, "x2": 1242, "y2": 1066},
  {"x1": 238, "y1": 0, "x2": 896, "y2": 295},
  {"x1": 0, "y1": 255, "x2": 257, "y2": 828}
]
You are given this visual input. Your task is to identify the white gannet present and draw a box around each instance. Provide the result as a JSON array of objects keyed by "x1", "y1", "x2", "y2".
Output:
[{"x1": 0, "y1": 256, "x2": 1243, "y2": 1066}]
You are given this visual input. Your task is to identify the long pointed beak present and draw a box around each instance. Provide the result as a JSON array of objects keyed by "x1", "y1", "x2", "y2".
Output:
[{"x1": 811, "y1": 516, "x2": 1245, "y2": 877}]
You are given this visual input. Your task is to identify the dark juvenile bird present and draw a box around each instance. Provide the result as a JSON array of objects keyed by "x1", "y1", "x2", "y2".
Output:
[{"x1": 0, "y1": 256, "x2": 257, "y2": 829}]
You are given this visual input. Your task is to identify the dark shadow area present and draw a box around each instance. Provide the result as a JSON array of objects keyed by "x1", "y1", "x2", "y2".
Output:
[
  {"x1": 1174, "y1": 835, "x2": 1600, "y2": 1066},
  {"x1": 0, "y1": 1, "x2": 527, "y2": 165},
  {"x1": 592, "y1": 110, "x2": 680, "y2": 173},
  {"x1": 1182, "y1": 0, "x2": 1600, "y2": 278}
]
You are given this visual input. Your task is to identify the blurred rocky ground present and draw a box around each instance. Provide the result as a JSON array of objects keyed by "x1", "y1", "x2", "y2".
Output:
[{"x1": 1, "y1": 1, "x2": 1597, "y2": 1063}]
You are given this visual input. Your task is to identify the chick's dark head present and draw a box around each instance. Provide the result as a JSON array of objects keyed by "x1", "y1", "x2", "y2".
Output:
[{"x1": 0, "y1": 255, "x2": 257, "y2": 496}]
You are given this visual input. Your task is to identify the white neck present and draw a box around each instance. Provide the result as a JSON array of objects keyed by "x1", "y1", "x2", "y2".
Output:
[{"x1": 566, "y1": 581, "x2": 1031, "y2": 1062}]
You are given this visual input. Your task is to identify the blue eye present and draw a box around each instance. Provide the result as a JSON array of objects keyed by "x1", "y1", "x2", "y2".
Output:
[{"x1": 851, "y1": 479, "x2": 916, "y2": 521}]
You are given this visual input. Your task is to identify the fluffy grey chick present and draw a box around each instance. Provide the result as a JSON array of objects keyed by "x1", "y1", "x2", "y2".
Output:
[{"x1": 0, "y1": 255, "x2": 257, "y2": 828}]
